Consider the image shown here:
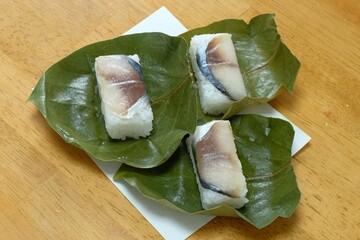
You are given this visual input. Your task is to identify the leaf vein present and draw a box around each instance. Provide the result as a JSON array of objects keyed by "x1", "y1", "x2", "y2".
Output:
[{"x1": 246, "y1": 162, "x2": 292, "y2": 181}]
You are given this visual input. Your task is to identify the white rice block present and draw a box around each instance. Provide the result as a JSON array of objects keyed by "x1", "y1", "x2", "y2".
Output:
[
  {"x1": 186, "y1": 120, "x2": 248, "y2": 209},
  {"x1": 95, "y1": 54, "x2": 153, "y2": 140}
]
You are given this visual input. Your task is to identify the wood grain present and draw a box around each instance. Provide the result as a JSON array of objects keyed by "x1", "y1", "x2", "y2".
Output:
[{"x1": 1, "y1": 0, "x2": 359, "y2": 239}]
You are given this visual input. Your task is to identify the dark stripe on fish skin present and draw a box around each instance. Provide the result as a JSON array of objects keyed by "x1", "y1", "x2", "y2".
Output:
[
  {"x1": 191, "y1": 144, "x2": 233, "y2": 198},
  {"x1": 126, "y1": 56, "x2": 144, "y2": 81},
  {"x1": 199, "y1": 179, "x2": 233, "y2": 197},
  {"x1": 196, "y1": 51, "x2": 235, "y2": 101}
]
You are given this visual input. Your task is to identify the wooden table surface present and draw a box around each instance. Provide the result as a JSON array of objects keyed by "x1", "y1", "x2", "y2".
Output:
[{"x1": 1, "y1": 1, "x2": 359, "y2": 239}]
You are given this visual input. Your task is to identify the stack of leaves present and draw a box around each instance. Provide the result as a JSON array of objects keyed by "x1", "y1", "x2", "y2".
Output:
[{"x1": 28, "y1": 14, "x2": 301, "y2": 228}]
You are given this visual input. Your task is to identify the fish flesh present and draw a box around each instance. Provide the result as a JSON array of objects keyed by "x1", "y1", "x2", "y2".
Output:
[{"x1": 187, "y1": 120, "x2": 248, "y2": 209}]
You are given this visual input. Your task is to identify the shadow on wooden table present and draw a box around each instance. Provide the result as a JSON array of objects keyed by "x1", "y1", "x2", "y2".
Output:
[{"x1": 29, "y1": 109, "x2": 102, "y2": 175}]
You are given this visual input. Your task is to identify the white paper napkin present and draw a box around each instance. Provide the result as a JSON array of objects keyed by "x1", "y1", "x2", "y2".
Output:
[{"x1": 92, "y1": 6, "x2": 311, "y2": 240}]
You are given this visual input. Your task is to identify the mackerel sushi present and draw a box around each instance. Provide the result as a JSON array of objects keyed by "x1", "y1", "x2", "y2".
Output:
[
  {"x1": 186, "y1": 120, "x2": 248, "y2": 209},
  {"x1": 95, "y1": 54, "x2": 153, "y2": 140},
  {"x1": 189, "y1": 33, "x2": 247, "y2": 115}
]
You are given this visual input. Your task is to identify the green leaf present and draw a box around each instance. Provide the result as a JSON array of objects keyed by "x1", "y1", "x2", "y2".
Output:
[
  {"x1": 181, "y1": 14, "x2": 300, "y2": 118},
  {"x1": 28, "y1": 14, "x2": 300, "y2": 170},
  {"x1": 231, "y1": 114, "x2": 299, "y2": 228},
  {"x1": 28, "y1": 32, "x2": 197, "y2": 168},
  {"x1": 115, "y1": 141, "x2": 203, "y2": 213},
  {"x1": 115, "y1": 115, "x2": 300, "y2": 229}
]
